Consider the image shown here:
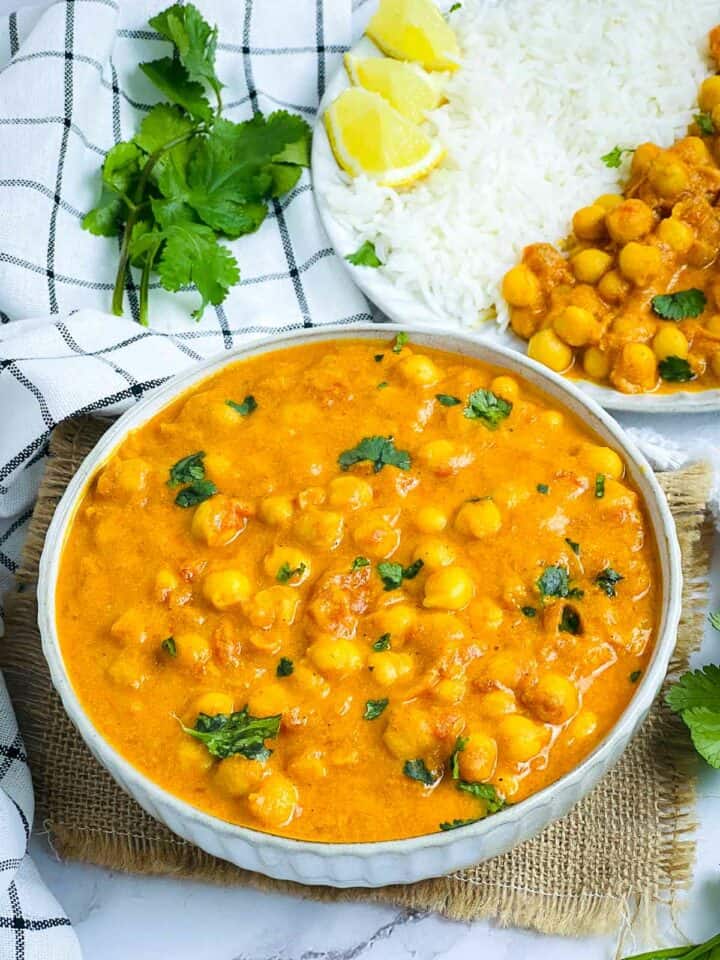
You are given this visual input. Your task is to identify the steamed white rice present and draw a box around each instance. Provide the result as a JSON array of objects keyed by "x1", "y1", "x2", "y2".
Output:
[{"x1": 326, "y1": 0, "x2": 720, "y2": 327}]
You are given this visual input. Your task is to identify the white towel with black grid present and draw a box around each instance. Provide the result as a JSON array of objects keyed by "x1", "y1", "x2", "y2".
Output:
[{"x1": 0, "y1": 0, "x2": 369, "y2": 955}]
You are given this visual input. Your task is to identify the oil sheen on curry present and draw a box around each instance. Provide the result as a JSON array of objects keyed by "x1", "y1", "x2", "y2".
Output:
[{"x1": 56, "y1": 337, "x2": 659, "y2": 842}]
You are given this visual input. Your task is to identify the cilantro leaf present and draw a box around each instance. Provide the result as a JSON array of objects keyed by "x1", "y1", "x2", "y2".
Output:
[
  {"x1": 709, "y1": 611, "x2": 720, "y2": 632},
  {"x1": 629, "y1": 670, "x2": 642, "y2": 683},
  {"x1": 559, "y1": 605, "x2": 581, "y2": 634},
  {"x1": 161, "y1": 636, "x2": 177, "y2": 657},
  {"x1": 182, "y1": 706, "x2": 281, "y2": 760},
  {"x1": 521, "y1": 605, "x2": 537, "y2": 617},
  {"x1": 226, "y1": 395, "x2": 257, "y2": 417},
  {"x1": 651, "y1": 289, "x2": 706, "y2": 321},
  {"x1": 659, "y1": 356, "x2": 696, "y2": 383},
  {"x1": 157, "y1": 221, "x2": 239, "y2": 320},
  {"x1": 276, "y1": 657, "x2": 294, "y2": 678},
  {"x1": 601, "y1": 146, "x2": 633, "y2": 168},
  {"x1": 666, "y1": 666, "x2": 720, "y2": 768},
  {"x1": 338, "y1": 436, "x2": 411, "y2": 473},
  {"x1": 352, "y1": 556, "x2": 370, "y2": 570},
  {"x1": 565, "y1": 538, "x2": 580, "y2": 555},
  {"x1": 377, "y1": 558, "x2": 424, "y2": 591},
  {"x1": 174, "y1": 478, "x2": 217, "y2": 507},
  {"x1": 140, "y1": 56, "x2": 213, "y2": 122},
  {"x1": 392, "y1": 332, "x2": 409, "y2": 353},
  {"x1": 276, "y1": 562, "x2": 306, "y2": 584},
  {"x1": 168, "y1": 450, "x2": 206, "y2": 487},
  {"x1": 436, "y1": 393, "x2": 461, "y2": 406},
  {"x1": 149, "y1": 3, "x2": 222, "y2": 103},
  {"x1": 456, "y1": 780, "x2": 506, "y2": 814},
  {"x1": 694, "y1": 111, "x2": 715, "y2": 135},
  {"x1": 403, "y1": 758, "x2": 438, "y2": 785},
  {"x1": 536, "y1": 565, "x2": 581, "y2": 599},
  {"x1": 372, "y1": 633, "x2": 391, "y2": 651},
  {"x1": 595, "y1": 474, "x2": 605, "y2": 498},
  {"x1": 448, "y1": 2, "x2": 462, "y2": 10},
  {"x1": 136, "y1": 103, "x2": 195, "y2": 154},
  {"x1": 439, "y1": 818, "x2": 480, "y2": 831},
  {"x1": 363, "y1": 698, "x2": 389, "y2": 720},
  {"x1": 82, "y1": 190, "x2": 125, "y2": 237},
  {"x1": 345, "y1": 240, "x2": 382, "y2": 267},
  {"x1": 449, "y1": 735, "x2": 468, "y2": 780},
  {"x1": 464, "y1": 389, "x2": 512, "y2": 429},
  {"x1": 595, "y1": 567, "x2": 623, "y2": 597},
  {"x1": 537, "y1": 483, "x2": 549, "y2": 494}
]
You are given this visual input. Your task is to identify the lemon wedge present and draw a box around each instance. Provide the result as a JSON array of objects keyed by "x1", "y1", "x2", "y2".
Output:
[
  {"x1": 344, "y1": 54, "x2": 445, "y2": 124},
  {"x1": 324, "y1": 88, "x2": 445, "y2": 188},
  {"x1": 366, "y1": 0, "x2": 460, "y2": 72}
]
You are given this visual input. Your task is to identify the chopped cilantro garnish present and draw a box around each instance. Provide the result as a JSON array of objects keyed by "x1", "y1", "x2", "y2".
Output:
[
  {"x1": 537, "y1": 483, "x2": 549, "y2": 495},
  {"x1": 276, "y1": 657, "x2": 294, "y2": 677},
  {"x1": 377, "y1": 558, "x2": 424, "y2": 591},
  {"x1": 403, "y1": 758, "x2": 438, "y2": 785},
  {"x1": 456, "y1": 780, "x2": 506, "y2": 813},
  {"x1": 276, "y1": 562, "x2": 306, "y2": 584},
  {"x1": 694, "y1": 111, "x2": 715, "y2": 136},
  {"x1": 595, "y1": 474, "x2": 605, "y2": 499},
  {"x1": 338, "y1": 436, "x2": 411, "y2": 473},
  {"x1": 363, "y1": 698, "x2": 389, "y2": 720},
  {"x1": 651, "y1": 289, "x2": 706, "y2": 321},
  {"x1": 226, "y1": 395, "x2": 257, "y2": 417},
  {"x1": 345, "y1": 240, "x2": 382, "y2": 267},
  {"x1": 659, "y1": 356, "x2": 696, "y2": 383},
  {"x1": 565, "y1": 538, "x2": 580, "y2": 555},
  {"x1": 168, "y1": 451, "x2": 205, "y2": 487},
  {"x1": 559, "y1": 605, "x2": 581, "y2": 635},
  {"x1": 377, "y1": 381, "x2": 389, "y2": 390},
  {"x1": 601, "y1": 145, "x2": 633, "y2": 168},
  {"x1": 521, "y1": 605, "x2": 537, "y2": 618},
  {"x1": 536, "y1": 565, "x2": 582, "y2": 599},
  {"x1": 594, "y1": 567, "x2": 623, "y2": 597},
  {"x1": 373, "y1": 633, "x2": 391, "y2": 651},
  {"x1": 174, "y1": 478, "x2": 217, "y2": 507},
  {"x1": 181, "y1": 706, "x2": 281, "y2": 761},
  {"x1": 352, "y1": 556, "x2": 370, "y2": 570},
  {"x1": 161, "y1": 636, "x2": 177, "y2": 657},
  {"x1": 629, "y1": 669, "x2": 642, "y2": 684},
  {"x1": 374, "y1": 353, "x2": 384, "y2": 362},
  {"x1": 436, "y1": 393, "x2": 461, "y2": 406},
  {"x1": 439, "y1": 817, "x2": 480, "y2": 831},
  {"x1": 392, "y1": 332, "x2": 409, "y2": 353},
  {"x1": 464, "y1": 389, "x2": 512, "y2": 429}
]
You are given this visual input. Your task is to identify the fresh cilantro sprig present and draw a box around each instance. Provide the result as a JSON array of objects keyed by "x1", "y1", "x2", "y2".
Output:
[
  {"x1": 83, "y1": 3, "x2": 311, "y2": 326},
  {"x1": 403, "y1": 758, "x2": 438, "y2": 785},
  {"x1": 345, "y1": 240, "x2": 382, "y2": 267},
  {"x1": 338, "y1": 436, "x2": 411, "y2": 473},
  {"x1": 651, "y1": 289, "x2": 706, "y2": 321},
  {"x1": 659, "y1": 356, "x2": 696, "y2": 383},
  {"x1": 666, "y1": 664, "x2": 720, "y2": 768},
  {"x1": 601, "y1": 145, "x2": 633, "y2": 168},
  {"x1": 181, "y1": 706, "x2": 281, "y2": 760},
  {"x1": 464, "y1": 388, "x2": 512, "y2": 429},
  {"x1": 377, "y1": 558, "x2": 424, "y2": 591},
  {"x1": 694, "y1": 111, "x2": 715, "y2": 136}
]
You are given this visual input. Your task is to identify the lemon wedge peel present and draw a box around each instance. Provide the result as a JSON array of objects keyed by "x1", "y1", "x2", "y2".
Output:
[
  {"x1": 365, "y1": 0, "x2": 461, "y2": 72},
  {"x1": 343, "y1": 53, "x2": 446, "y2": 124}
]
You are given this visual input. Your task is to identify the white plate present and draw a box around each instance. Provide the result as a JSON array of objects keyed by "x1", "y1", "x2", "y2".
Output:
[{"x1": 311, "y1": 39, "x2": 720, "y2": 413}]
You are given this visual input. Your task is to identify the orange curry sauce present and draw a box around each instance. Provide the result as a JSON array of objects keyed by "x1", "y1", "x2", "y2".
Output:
[{"x1": 55, "y1": 338, "x2": 659, "y2": 842}]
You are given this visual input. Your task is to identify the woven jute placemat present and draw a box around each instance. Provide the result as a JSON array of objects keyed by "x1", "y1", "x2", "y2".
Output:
[{"x1": 0, "y1": 417, "x2": 713, "y2": 937}]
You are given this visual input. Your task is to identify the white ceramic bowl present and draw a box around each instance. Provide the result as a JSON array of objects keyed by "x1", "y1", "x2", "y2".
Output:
[{"x1": 37, "y1": 323, "x2": 682, "y2": 888}]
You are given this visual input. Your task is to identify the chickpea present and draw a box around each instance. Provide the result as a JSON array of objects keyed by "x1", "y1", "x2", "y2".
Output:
[
  {"x1": 477, "y1": 689, "x2": 517, "y2": 718},
  {"x1": 368, "y1": 650, "x2": 414, "y2": 686},
  {"x1": 97, "y1": 458, "x2": 151, "y2": 498},
  {"x1": 203, "y1": 569, "x2": 252, "y2": 610},
  {"x1": 527, "y1": 328, "x2": 573, "y2": 373},
  {"x1": 527, "y1": 673, "x2": 579, "y2": 724},
  {"x1": 497, "y1": 714, "x2": 549, "y2": 763},
  {"x1": 215, "y1": 755, "x2": 267, "y2": 797},
  {"x1": 259, "y1": 495, "x2": 294, "y2": 526},
  {"x1": 248, "y1": 629, "x2": 283, "y2": 655},
  {"x1": 370, "y1": 604, "x2": 417, "y2": 644},
  {"x1": 594, "y1": 193, "x2": 623, "y2": 212},
  {"x1": 570, "y1": 249, "x2": 613, "y2": 286},
  {"x1": 289, "y1": 751, "x2": 328, "y2": 781},
  {"x1": 248, "y1": 683, "x2": 290, "y2": 717},
  {"x1": 657, "y1": 217, "x2": 694, "y2": 253},
  {"x1": 397, "y1": 353, "x2": 441, "y2": 386},
  {"x1": 247, "y1": 586, "x2": 299, "y2": 629},
  {"x1": 502, "y1": 264, "x2": 541, "y2": 307},
  {"x1": 618, "y1": 242, "x2": 662, "y2": 286},
  {"x1": 540, "y1": 410, "x2": 564, "y2": 429},
  {"x1": 713, "y1": 103, "x2": 720, "y2": 132},
  {"x1": 583, "y1": 346, "x2": 610, "y2": 380},
  {"x1": 417, "y1": 439, "x2": 473, "y2": 476},
  {"x1": 482, "y1": 651, "x2": 525, "y2": 689},
  {"x1": 433, "y1": 678, "x2": 467, "y2": 702},
  {"x1": 248, "y1": 774, "x2": 299, "y2": 828},
  {"x1": 307, "y1": 636, "x2": 363, "y2": 676},
  {"x1": 581, "y1": 444, "x2": 624, "y2": 480},
  {"x1": 455, "y1": 499, "x2": 502, "y2": 538},
  {"x1": 177, "y1": 739, "x2": 214, "y2": 774},
  {"x1": 647, "y1": 154, "x2": 689, "y2": 198},
  {"x1": 191, "y1": 495, "x2": 249, "y2": 547},
  {"x1": 414, "y1": 505, "x2": 448, "y2": 534},
  {"x1": 567, "y1": 710, "x2": 599, "y2": 743},
  {"x1": 553, "y1": 306, "x2": 599, "y2": 348},
  {"x1": 597, "y1": 269, "x2": 630, "y2": 304},
  {"x1": 193, "y1": 691, "x2": 234, "y2": 716},
  {"x1": 699, "y1": 74, "x2": 720, "y2": 112},
  {"x1": 630, "y1": 142, "x2": 661, "y2": 177},
  {"x1": 106, "y1": 650, "x2": 148, "y2": 688},
  {"x1": 412, "y1": 537, "x2": 456, "y2": 570},
  {"x1": 263, "y1": 546, "x2": 310, "y2": 585},
  {"x1": 490, "y1": 375, "x2": 520, "y2": 402},
  {"x1": 154, "y1": 567, "x2": 179, "y2": 603},
  {"x1": 294, "y1": 509, "x2": 344, "y2": 551},
  {"x1": 383, "y1": 706, "x2": 435, "y2": 759},
  {"x1": 572, "y1": 204, "x2": 607, "y2": 241},
  {"x1": 468, "y1": 596, "x2": 504, "y2": 631},
  {"x1": 110, "y1": 607, "x2": 148, "y2": 646},
  {"x1": 705, "y1": 315, "x2": 720, "y2": 335},
  {"x1": 458, "y1": 733, "x2": 498, "y2": 782},
  {"x1": 353, "y1": 511, "x2": 400, "y2": 558},
  {"x1": 510, "y1": 307, "x2": 539, "y2": 340},
  {"x1": 423, "y1": 566, "x2": 474, "y2": 610},
  {"x1": 175, "y1": 632, "x2": 213, "y2": 668},
  {"x1": 652, "y1": 324, "x2": 690, "y2": 362},
  {"x1": 606, "y1": 199, "x2": 654, "y2": 244},
  {"x1": 328, "y1": 475, "x2": 373, "y2": 510},
  {"x1": 613, "y1": 342, "x2": 658, "y2": 392}
]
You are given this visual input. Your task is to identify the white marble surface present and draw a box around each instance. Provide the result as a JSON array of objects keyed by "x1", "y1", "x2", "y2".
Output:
[{"x1": 3, "y1": 0, "x2": 720, "y2": 954}]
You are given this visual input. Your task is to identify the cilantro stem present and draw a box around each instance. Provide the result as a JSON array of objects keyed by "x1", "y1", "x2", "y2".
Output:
[
  {"x1": 139, "y1": 238, "x2": 161, "y2": 327},
  {"x1": 111, "y1": 129, "x2": 200, "y2": 317},
  {"x1": 621, "y1": 934, "x2": 720, "y2": 960}
]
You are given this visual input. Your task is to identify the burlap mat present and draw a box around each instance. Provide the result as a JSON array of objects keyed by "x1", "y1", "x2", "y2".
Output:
[{"x1": 0, "y1": 418, "x2": 713, "y2": 937}]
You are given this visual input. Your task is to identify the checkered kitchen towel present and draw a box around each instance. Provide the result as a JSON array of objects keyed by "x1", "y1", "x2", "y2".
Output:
[{"x1": 0, "y1": 0, "x2": 370, "y2": 953}]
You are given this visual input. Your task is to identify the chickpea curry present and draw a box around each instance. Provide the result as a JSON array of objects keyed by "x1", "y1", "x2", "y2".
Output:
[
  {"x1": 56, "y1": 337, "x2": 659, "y2": 842},
  {"x1": 503, "y1": 26, "x2": 720, "y2": 395}
]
